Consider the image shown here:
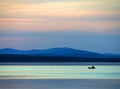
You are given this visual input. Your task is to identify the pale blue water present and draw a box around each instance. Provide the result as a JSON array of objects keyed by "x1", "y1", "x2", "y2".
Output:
[{"x1": 0, "y1": 65, "x2": 120, "y2": 79}]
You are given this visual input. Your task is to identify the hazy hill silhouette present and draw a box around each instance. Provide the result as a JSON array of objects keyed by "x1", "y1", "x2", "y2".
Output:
[
  {"x1": 0, "y1": 47, "x2": 120, "y2": 58},
  {"x1": 0, "y1": 47, "x2": 120, "y2": 62}
]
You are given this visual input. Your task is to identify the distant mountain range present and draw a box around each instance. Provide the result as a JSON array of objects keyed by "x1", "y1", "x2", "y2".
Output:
[{"x1": 0, "y1": 47, "x2": 120, "y2": 58}]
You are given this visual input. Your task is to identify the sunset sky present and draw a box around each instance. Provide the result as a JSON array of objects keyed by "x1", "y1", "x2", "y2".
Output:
[{"x1": 0, "y1": 0, "x2": 120, "y2": 53}]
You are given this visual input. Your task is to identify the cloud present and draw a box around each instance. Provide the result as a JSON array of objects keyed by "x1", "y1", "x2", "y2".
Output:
[
  {"x1": 0, "y1": 0, "x2": 120, "y2": 33},
  {"x1": 0, "y1": 17, "x2": 120, "y2": 34},
  {"x1": 0, "y1": 0, "x2": 120, "y2": 19}
]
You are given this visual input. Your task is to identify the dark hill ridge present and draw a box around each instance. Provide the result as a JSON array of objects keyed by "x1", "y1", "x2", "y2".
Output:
[
  {"x1": 0, "y1": 47, "x2": 120, "y2": 62},
  {"x1": 0, "y1": 47, "x2": 120, "y2": 58}
]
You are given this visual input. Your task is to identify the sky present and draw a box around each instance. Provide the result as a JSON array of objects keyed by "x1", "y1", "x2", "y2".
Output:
[{"x1": 0, "y1": 0, "x2": 120, "y2": 53}]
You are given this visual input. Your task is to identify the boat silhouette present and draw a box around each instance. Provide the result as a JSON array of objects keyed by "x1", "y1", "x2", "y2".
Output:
[{"x1": 88, "y1": 65, "x2": 96, "y2": 69}]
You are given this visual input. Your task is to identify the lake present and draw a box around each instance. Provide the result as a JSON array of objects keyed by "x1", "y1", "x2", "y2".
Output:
[
  {"x1": 0, "y1": 63, "x2": 120, "y2": 89},
  {"x1": 0, "y1": 63, "x2": 120, "y2": 79}
]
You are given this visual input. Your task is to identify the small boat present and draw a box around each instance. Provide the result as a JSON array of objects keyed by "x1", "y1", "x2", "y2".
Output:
[{"x1": 88, "y1": 65, "x2": 96, "y2": 69}]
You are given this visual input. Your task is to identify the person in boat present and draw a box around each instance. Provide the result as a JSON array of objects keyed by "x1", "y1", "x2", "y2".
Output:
[{"x1": 92, "y1": 65, "x2": 95, "y2": 68}]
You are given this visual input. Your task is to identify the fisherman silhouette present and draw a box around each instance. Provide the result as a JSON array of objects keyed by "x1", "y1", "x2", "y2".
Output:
[{"x1": 92, "y1": 65, "x2": 95, "y2": 68}]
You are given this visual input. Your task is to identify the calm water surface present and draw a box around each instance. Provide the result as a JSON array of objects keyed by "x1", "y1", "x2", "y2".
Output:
[{"x1": 0, "y1": 64, "x2": 120, "y2": 79}]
